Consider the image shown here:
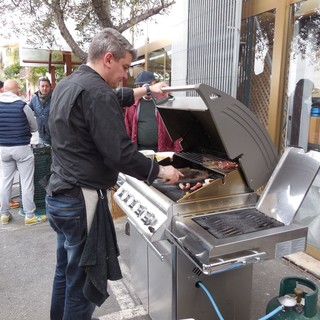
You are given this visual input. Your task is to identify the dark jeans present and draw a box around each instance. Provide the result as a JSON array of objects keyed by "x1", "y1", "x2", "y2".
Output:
[{"x1": 46, "y1": 193, "x2": 95, "y2": 320}]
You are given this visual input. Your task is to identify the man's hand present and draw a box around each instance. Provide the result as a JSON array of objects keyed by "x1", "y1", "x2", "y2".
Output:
[
  {"x1": 158, "y1": 165, "x2": 184, "y2": 184},
  {"x1": 150, "y1": 82, "x2": 169, "y2": 94},
  {"x1": 133, "y1": 82, "x2": 170, "y2": 100}
]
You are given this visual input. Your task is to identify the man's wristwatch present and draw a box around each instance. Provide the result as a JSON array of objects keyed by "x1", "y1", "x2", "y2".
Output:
[{"x1": 143, "y1": 83, "x2": 151, "y2": 96}]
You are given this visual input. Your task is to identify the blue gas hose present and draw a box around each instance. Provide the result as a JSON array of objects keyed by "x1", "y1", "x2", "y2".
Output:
[
  {"x1": 196, "y1": 280, "x2": 284, "y2": 320},
  {"x1": 258, "y1": 305, "x2": 284, "y2": 320},
  {"x1": 196, "y1": 281, "x2": 224, "y2": 320}
]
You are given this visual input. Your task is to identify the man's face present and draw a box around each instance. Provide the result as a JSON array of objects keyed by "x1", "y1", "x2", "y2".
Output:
[
  {"x1": 39, "y1": 80, "x2": 51, "y2": 95},
  {"x1": 107, "y1": 52, "x2": 132, "y2": 88}
]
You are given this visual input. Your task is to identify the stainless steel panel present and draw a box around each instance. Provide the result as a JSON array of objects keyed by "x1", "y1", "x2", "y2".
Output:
[
  {"x1": 148, "y1": 240, "x2": 173, "y2": 320},
  {"x1": 258, "y1": 147, "x2": 320, "y2": 225},
  {"x1": 176, "y1": 249, "x2": 253, "y2": 320},
  {"x1": 130, "y1": 225, "x2": 149, "y2": 309}
]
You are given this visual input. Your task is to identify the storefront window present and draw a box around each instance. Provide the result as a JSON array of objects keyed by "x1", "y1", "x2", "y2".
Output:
[
  {"x1": 237, "y1": 10, "x2": 275, "y2": 128},
  {"x1": 147, "y1": 46, "x2": 171, "y2": 84},
  {"x1": 284, "y1": 1, "x2": 320, "y2": 152},
  {"x1": 130, "y1": 43, "x2": 172, "y2": 87}
]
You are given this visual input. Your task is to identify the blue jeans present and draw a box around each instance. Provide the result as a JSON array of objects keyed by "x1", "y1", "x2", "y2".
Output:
[{"x1": 46, "y1": 193, "x2": 95, "y2": 320}]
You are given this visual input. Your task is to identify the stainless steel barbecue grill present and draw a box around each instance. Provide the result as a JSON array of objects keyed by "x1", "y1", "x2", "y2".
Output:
[{"x1": 114, "y1": 84, "x2": 320, "y2": 320}]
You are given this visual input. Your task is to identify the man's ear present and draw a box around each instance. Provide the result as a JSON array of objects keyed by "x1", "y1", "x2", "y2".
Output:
[{"x1": 103, "y1": 52, "x2": 113, "y2": 67}]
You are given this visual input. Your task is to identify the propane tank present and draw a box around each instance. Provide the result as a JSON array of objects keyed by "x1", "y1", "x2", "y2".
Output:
[
  {"x1": 308, "y1": 99, "x2": 320, "y2": 151},
  {"x1": 266, "y1": 277, "x2": 320, "y2": 319}
]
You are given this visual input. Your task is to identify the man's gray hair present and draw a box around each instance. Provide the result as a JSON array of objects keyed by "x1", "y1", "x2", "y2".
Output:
[{"x1": 88, "y1": 28, "x2": 137, "y2": 62}]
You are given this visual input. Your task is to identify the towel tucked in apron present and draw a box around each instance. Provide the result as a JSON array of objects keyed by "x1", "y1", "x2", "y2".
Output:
[{"x1": 79, "y1": 188, "x2": 122, "y2": 307}]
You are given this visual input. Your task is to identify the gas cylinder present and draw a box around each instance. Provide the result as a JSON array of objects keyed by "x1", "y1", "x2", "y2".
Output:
[
  {"x1": 265, "y1": 277, "x2": 320, "y2": 319},
  {"x1": 308, "y1": 99, "x2": 320, "y2": 151}
]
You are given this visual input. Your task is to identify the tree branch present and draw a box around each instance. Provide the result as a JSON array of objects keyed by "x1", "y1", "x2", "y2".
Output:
[
  {"x1": 50, "y1": 0, "x2": 87, "y2": 61},
  {"x1": 117, "y1": 1, "x2": 175, "y2": 33},
  {"x1": 91, "y1": 0, "x2": 114, "y2": 28}
]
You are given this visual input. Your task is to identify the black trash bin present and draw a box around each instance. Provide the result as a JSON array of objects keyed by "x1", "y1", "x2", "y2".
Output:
[{"x1": 20, "y1": 144, "x2": 52, "y2": 214}]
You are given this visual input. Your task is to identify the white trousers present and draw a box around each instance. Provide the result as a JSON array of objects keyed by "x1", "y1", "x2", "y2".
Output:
[{"x1": 0, "y1": 145, "x2": 36, "y2": 217}]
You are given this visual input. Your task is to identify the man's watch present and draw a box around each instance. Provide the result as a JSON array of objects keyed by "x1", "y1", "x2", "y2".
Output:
[{"x1": 143, "y1": 83, "x2": 151, "y2": 96}]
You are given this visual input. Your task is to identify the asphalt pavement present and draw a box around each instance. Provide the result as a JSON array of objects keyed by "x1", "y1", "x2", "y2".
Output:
[{"x1": 1, "y1": 163, "x2": 320, "y2": 319}]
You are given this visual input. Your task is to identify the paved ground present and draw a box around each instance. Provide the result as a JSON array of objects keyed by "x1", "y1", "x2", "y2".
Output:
[{"x1": 1, "y1": 155, "x2": 320, "y2": 319}]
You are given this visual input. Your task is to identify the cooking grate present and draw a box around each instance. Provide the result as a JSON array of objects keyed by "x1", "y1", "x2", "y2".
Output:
[
  {"x1": 193, "y1": 208, "x2": 284, "y2": 239},
  {"x1": 176, "y1": 152, "x2": 236, "y2": 174},
  {"x1": 177, "y1": 152, "x2": 219, "y2": 165}
]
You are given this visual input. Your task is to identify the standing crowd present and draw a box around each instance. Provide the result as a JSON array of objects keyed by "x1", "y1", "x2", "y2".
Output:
[{"x1": 0, "y1": 27, "x2": 183, "y2": 320}]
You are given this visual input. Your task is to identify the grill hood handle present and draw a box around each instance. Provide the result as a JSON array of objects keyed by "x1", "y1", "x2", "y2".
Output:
[{"x1": 161, "y1": 85, "x2": 200, "y2": 92}]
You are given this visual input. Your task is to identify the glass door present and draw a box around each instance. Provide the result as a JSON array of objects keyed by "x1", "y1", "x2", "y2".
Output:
[
  {"x1": 237, "y1": 9, "x2": 276, "y2": 129},
  {"x1": 283, "y1": 0, "x2": 320, "y2": 152}
]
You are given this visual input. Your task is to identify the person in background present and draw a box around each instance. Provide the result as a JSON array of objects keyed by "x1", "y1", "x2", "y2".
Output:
[
  {"x1": 0, "y1": 80, "x2": 47, "y2": 225},
  {"x1": 125, "y1": 71, "x2": 181, "y2": 152},
  {"x1": 0, "y1": 80, "x2": 25, "y2": 209},
  {"x1": 28, "y1": 76, "x2": 52, "y2": 145},
  {"x1": 42, "y1": 28, "x2": 183, "y2": 320}
]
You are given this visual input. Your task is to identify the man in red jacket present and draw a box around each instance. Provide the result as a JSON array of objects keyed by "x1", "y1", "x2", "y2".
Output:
[{"x1": 124, "y1": 71, "x2": 181, "y2": 152}]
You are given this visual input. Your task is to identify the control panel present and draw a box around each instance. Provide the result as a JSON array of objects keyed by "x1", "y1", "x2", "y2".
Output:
[{"x1": 114, "y1": 182, "x2": 168, "y2": 237}]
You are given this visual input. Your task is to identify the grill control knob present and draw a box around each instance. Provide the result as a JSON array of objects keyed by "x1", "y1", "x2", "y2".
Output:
[
  {"x1": 132, "y1": 202, "x2": 141, "y2": 213},
  {"x1": 133, "y1": 204, "x2": 146, "y2": 217},
  {"x1": 125, "y1": 196, "x2": 134, "y2": 207},
  {"x1": 120, "y1": 191, "x2": 129, "y2": 201},
  {"x1": 126, "y1": 196, "x2": 135, "y2": 207},
  {"x1": 142, "y1": 211, "x2": 156, "y2": 226},
  {"x1": 137, "y1": 207, "x2": 147, "y2": 217},
  {"x1": 117, "y1": 189, "x2": 125, "y2": 198}
]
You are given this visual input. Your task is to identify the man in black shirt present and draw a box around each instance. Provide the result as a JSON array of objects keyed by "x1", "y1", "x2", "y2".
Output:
[{"x1": 44, "y1": 28, "x2": 182, "y2": 320}]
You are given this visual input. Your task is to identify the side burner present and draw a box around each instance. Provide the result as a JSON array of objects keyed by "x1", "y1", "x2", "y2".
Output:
[{"x1": 193, "y1": 208, "x2": 284, "y2": 239}]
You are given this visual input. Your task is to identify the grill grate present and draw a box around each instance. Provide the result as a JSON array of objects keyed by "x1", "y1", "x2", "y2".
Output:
[
  {"x1": 176, "y1": 152, "x2": 235, "y2": 174},
  {"x1": 177, "y1": 152, "x2": 222, "y2": 165},
  {"x1": 193, "y1": 208, "x2": 284, "y2": 239}
]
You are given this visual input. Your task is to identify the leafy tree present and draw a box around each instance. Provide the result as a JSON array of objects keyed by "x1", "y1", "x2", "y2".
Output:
[
  {"x1": 0, "y1": 0, "x2": 175, "y2": 62},
  {"x1": 3, "y1": 62, "x2": 22, "y2": 79}
]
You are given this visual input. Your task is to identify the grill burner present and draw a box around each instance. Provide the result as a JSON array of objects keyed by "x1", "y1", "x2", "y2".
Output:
[{"x1": 193, "y1": 208, "x2": 284, "y2": 239}]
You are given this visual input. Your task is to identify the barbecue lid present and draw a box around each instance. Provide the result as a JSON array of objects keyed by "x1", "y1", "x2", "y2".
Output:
[
  {"x1": 257, "y1": 147, "x2": 320, "y2": 225},
  {"x1": 155, "y1": 84, "x2": 279, "y2": 190}
]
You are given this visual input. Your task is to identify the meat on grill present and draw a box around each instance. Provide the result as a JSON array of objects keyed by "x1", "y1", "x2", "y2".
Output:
[{"x1": 204, "y1": 160, "x2": 238, "y2": 170}]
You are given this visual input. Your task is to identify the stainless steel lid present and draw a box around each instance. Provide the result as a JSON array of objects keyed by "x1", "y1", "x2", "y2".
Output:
[{"x1": 156, "y1": 84, "x2": 279, "y2": 190}]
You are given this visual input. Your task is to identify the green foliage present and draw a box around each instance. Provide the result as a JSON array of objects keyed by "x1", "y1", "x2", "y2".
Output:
[
  {"x1": 0, "y1": 0, "x2": 175, "y2": 61},
  {"x1": 3, "y1": 62, "x2": 21, "y2": 79}
]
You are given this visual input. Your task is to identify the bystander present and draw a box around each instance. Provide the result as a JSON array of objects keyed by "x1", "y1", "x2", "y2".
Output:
[
  {"x1": 125, "y1": 70, "x2": 181, "y2": 152},
  {"x1": 28, "y1": 76, "x2": 52, "y2": 145},
  {"x1": 0, "y1": 79, "x2": 26, "y2": 209},
  {"x1": 0, "y1": 80, "x2": 47, "y2": 225}
]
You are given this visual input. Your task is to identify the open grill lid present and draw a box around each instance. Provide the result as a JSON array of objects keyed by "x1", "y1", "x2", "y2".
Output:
[{"x1": 155, "y1": 84, "x2": 279, "y2": 190}]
